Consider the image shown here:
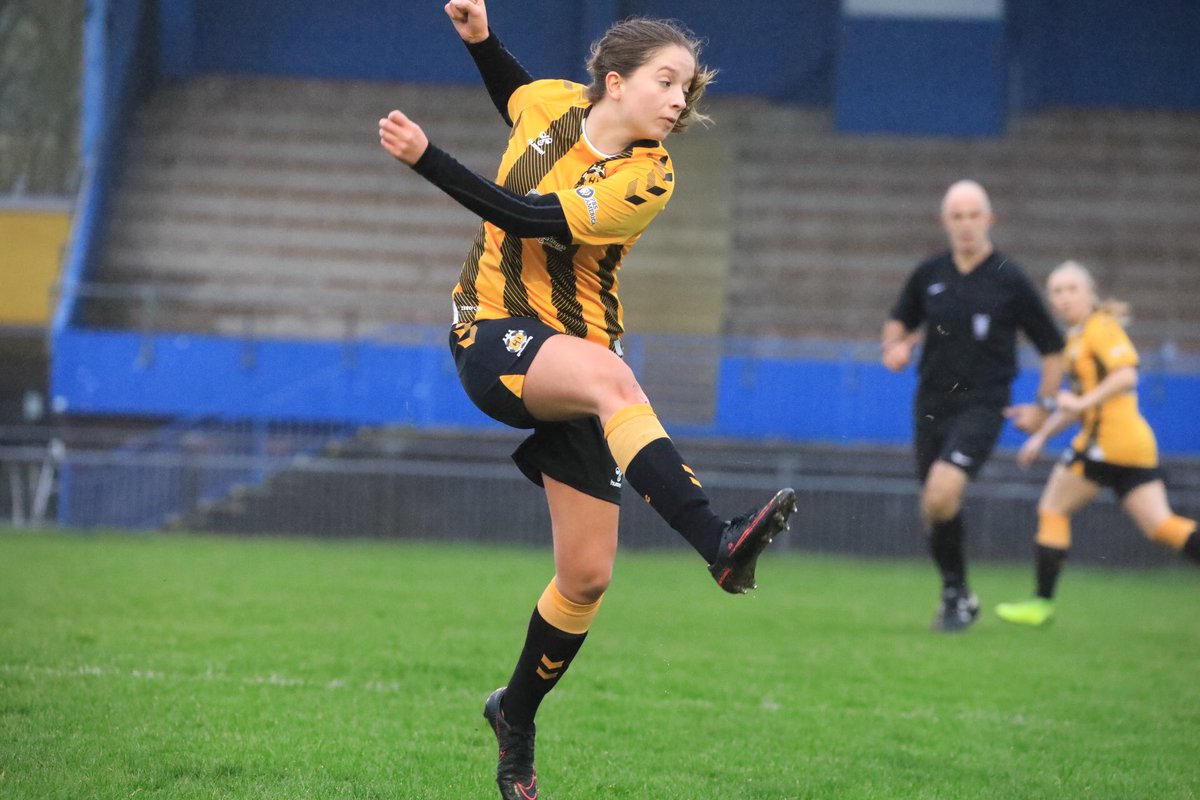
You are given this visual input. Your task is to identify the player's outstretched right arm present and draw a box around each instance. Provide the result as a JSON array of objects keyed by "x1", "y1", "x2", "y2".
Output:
[
  {"x1": 379, "y1": 110, "x2": 569, "y2": 239},
  {"x1": 445, "y1": 0, "x2": 532, "y2": 126}
]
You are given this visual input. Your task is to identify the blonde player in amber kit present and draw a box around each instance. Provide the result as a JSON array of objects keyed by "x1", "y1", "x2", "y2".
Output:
[
  {"x1": 997, "y1": 261, "x2": 1200, "y2": 627},
  {"x1": 379, "y1": 2, "x2": 796, "y2": 797}
]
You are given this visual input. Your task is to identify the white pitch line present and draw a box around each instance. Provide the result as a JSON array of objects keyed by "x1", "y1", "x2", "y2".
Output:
[{"x1": 0, "y1": 663, "x2": 406, "y2": 693}]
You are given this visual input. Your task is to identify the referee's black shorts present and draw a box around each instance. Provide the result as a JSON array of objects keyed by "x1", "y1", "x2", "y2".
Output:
[
  {"x1": 449, "y1": 316, "x2": 623, "y2": 505},
  {"x1": 913, "y1": 391, "x2": 1005, "y2": 482}
]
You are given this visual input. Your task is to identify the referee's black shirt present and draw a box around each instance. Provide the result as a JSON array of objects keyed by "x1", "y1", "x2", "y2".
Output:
[{"x1": 890, "y1": 250, "x2": 1064, "y2": 404}]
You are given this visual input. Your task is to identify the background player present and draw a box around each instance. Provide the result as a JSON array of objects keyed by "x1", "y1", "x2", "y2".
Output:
[
  {"x1": 881, "y1": 179, "x2": 1065, "y2": 633},
  {"x1": 379, "y1": 2, "x2": 797, "y2": 797},
  {"x1": 996, "y1": 261, "x2": 1200, "y2": 626}
]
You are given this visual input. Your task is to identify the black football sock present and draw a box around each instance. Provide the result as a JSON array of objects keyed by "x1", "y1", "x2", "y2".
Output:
[
  {"x1": 930, "y1": 514, "x2": 967, "y2": 590},
  {"x1": 500, "y1": 581, "x2": 600, "y2": 729},
  {"x1": 1183, "y1": 531, "x2": 1200, "y2": 564},
  {"x1": 605, "y1": 404, "x2": 725, "y2": 563},
  {"x1": 1034, "y1": 544, "x2": 1068, "y2": 599}
]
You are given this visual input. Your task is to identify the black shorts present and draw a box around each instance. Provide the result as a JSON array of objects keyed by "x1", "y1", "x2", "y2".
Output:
[
  {"x1": 1061, "y1": 449, "x2": 1163, "y2": 499},
  {"x1": 914, "y1": 398, "x2": 1004, "y2": 482},
  {"x1": 449, "y1": 317, "x2": 623, "y2": 505}
]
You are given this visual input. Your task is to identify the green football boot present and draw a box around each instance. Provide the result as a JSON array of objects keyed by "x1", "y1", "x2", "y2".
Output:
[{"x1": 995, "y1": 597, "x2": 1055, "y2": 627}]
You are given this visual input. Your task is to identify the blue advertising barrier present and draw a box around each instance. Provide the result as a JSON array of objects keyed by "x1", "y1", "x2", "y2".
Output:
[{"x1": 51, "y1": 327, "x2": 1200, "y2": 455}]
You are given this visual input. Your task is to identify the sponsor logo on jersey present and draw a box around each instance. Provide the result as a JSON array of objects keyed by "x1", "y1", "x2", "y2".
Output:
[
  {"x1": 527, "y1": 130, "x2": 553, "y2": 155},
  {"x1": 503, "y1": 329, "x2": 533, "y2": 356},
  {"x1": 972, "y1": 313, "x2": 991, "y2": 340},
  {"x1": 928, "y1": 282, "x2": 947, "y2": 296},
  {"x1": 575, "y1": 185, "x2": 599, "y2": 225}
]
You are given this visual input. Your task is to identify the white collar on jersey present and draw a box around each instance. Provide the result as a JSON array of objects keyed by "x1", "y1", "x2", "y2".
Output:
[{"x1": 580, "y1": 113, "x2": 620, "y2": 160}]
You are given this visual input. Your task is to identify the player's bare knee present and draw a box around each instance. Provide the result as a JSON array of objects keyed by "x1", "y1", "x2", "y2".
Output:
[
  {"x1": 555, "y1": 560, "x2": 612, "y2": 603},
  {"x1": 922, "y1": 491, "x2": 960, "y2": 523},
  {"x1": 595, "y1": 360, "x2": 647, "y2": 417},
  {"x1": 557, "y1": 571, "x2": 610, "y2": 604}
]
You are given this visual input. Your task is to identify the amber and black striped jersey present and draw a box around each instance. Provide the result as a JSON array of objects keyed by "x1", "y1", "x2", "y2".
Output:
[
  {"x1": 1066, "y1": 310, "x2": 1157, "y2": 467},
  {"x1": 450, "y1": 79, "x2": 675, "y2": 352}
]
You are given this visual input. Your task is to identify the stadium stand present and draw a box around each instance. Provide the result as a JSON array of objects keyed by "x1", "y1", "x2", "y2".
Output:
[
  {"x1": 87, "y1": 76, "x2": 502, "y2": 338},
  {"x1": 51, "y1": 73, "x2": 1199, "y2": 554},
  {"x1": 727, "y1": 102, "x2": 1200, "y2": 353},
  {"x1": 86, "y1": 76, "x2": 1200, "y2": 358}
]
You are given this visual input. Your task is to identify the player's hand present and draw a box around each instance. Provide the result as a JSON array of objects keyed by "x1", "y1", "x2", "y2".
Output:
[
  {"x1": 881, "y1": 340, "x2": 911, "y2": 372},
  {"x1": 1016, "y1": 433, "x2": 1045, "y2": 468},
  {"x1": 379, "y1": 110, "x2": 429, "y2": 165},
  {"x1": 445, "y1": 0, "x2": 488, "y2": 43},
  {"x1": 1056, "y1": 390, "x2": 1086, "y2": 415},
  {"x1": 1003, "y1": 402, "x2": 1047, "y2": 434}
]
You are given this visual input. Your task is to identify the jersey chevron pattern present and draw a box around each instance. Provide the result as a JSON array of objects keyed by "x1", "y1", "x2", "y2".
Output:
[
  {"x1": 1066, "y1": 311, "x2": 1157, "y2": 467},
  {"x1": 452, "y1": 79, "x2": 675, "y2": 351}
]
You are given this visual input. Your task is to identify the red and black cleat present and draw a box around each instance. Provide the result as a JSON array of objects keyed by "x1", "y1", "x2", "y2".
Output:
[
  {"x1": 483, "y1": 687, "x2": 539, "y2": 800},
  {"x1": 709, "y1": 488, "x2": 797, "y2": 594}
]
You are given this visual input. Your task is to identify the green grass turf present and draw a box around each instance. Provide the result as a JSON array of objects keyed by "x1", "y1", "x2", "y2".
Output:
[{"x1": 1, "y1": 528, "x2": 1197, "y2": 799}]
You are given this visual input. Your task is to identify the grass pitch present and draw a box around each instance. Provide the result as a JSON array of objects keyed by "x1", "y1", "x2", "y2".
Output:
[{"x1": 1, "y1": 528, "x2": 1197, "y2": 799}]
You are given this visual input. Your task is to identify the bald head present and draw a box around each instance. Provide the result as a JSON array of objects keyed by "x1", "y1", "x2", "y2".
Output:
[
  {"x1": 941, "y1": 180, "x2": 992, "y2": 216},
  {"x1": 940, "y1": 179, "x2": 994, "y2": 264}
]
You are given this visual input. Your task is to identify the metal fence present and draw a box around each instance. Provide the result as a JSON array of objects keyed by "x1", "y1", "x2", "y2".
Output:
[{"x1": 4, "y1": 422, "x2": 1196, "y2": 570}]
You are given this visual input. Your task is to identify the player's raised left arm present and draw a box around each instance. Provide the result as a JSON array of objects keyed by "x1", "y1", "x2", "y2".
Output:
[{"x1": 446, "y1": 0, "x2": 531, "y2": 126}]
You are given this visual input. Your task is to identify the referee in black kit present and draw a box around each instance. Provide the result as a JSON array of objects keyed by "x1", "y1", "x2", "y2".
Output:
[{"x1": 881, "y1": 180, "x2": 1065, "y2": 633}]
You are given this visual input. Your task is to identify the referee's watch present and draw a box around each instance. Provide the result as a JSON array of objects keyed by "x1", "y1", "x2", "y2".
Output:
[{"x1": 1037, "y1": 395, "x2": 1057, "y2": 413}]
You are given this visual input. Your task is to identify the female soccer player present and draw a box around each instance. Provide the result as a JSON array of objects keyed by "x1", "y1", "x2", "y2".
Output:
[
  {"x1": 379, "y1": 3, "x2": 797, "y2": 797},
  {"x1": 996, "y1": 261, "x2": 1200, "y2": 627}
]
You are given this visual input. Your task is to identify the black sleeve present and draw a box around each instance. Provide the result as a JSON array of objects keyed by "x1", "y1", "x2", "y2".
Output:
[
  {"x1": 889, "y1": 265, "x2": 925, "y2": 331},
  {"x1": 1012, "y1": 269, "x2": 1066, "y2": 355},
  {"x1": 409, "y1": 143, "x2": 571, "y2": 240},
  {"x1": 465, "y1": 31, "x2": 533, "y2": 126}
]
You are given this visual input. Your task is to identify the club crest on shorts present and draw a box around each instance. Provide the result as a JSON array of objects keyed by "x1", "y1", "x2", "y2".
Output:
[{"x1": 503, "y1": 329, "x2": 533, "y2": 356}]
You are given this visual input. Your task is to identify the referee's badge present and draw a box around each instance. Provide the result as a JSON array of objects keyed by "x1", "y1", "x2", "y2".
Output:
[
  {"x1": 972, "y1": 313, "x2": 991, "y2": 340},
  {"x1": 503, "y1": 329, "x2": 533, "y2": 356}
]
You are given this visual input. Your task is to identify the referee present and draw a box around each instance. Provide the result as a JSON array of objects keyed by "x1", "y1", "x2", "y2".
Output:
[{"x1": 881, "y1": 180, "x2": 1065, "y2": 633}]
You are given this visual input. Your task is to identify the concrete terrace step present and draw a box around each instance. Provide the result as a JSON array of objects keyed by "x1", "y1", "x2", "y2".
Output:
[{"x1": 110, "y1": 191, "x2": 477, "y2": 230}]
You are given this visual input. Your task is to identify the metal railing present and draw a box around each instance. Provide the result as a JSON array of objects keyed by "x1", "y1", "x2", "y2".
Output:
[{"x1": 3, "y1": 424, "x2": 1197, "y2": 569}]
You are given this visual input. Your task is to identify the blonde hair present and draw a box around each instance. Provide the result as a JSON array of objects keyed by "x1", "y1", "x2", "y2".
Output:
[
  {"x1": 583, "y1": 17, "x2": 717, "y2": 134},
  {"x1": 1050, "y1": 260, "x2": 1132, "y2": 326}
]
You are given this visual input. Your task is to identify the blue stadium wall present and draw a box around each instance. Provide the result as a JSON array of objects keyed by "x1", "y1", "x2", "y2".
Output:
[
  {"x1": 151, "y1": 0, "x2": 1200, "y2": 111},
  {"x1": 52, "y1": 327, "x2": 1200, "y2": 455},
  {"x1": 51, "y1": 0, "x2": 1200, "y2": 454}
]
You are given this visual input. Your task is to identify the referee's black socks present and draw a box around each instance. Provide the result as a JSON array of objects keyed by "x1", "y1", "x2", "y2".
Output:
[
  {"x1": 930, "y1": 513, "x2": 967, "y2": 590},
  {"x1": 604, "y1": 403, "x2": 725, "y2": 563}
]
